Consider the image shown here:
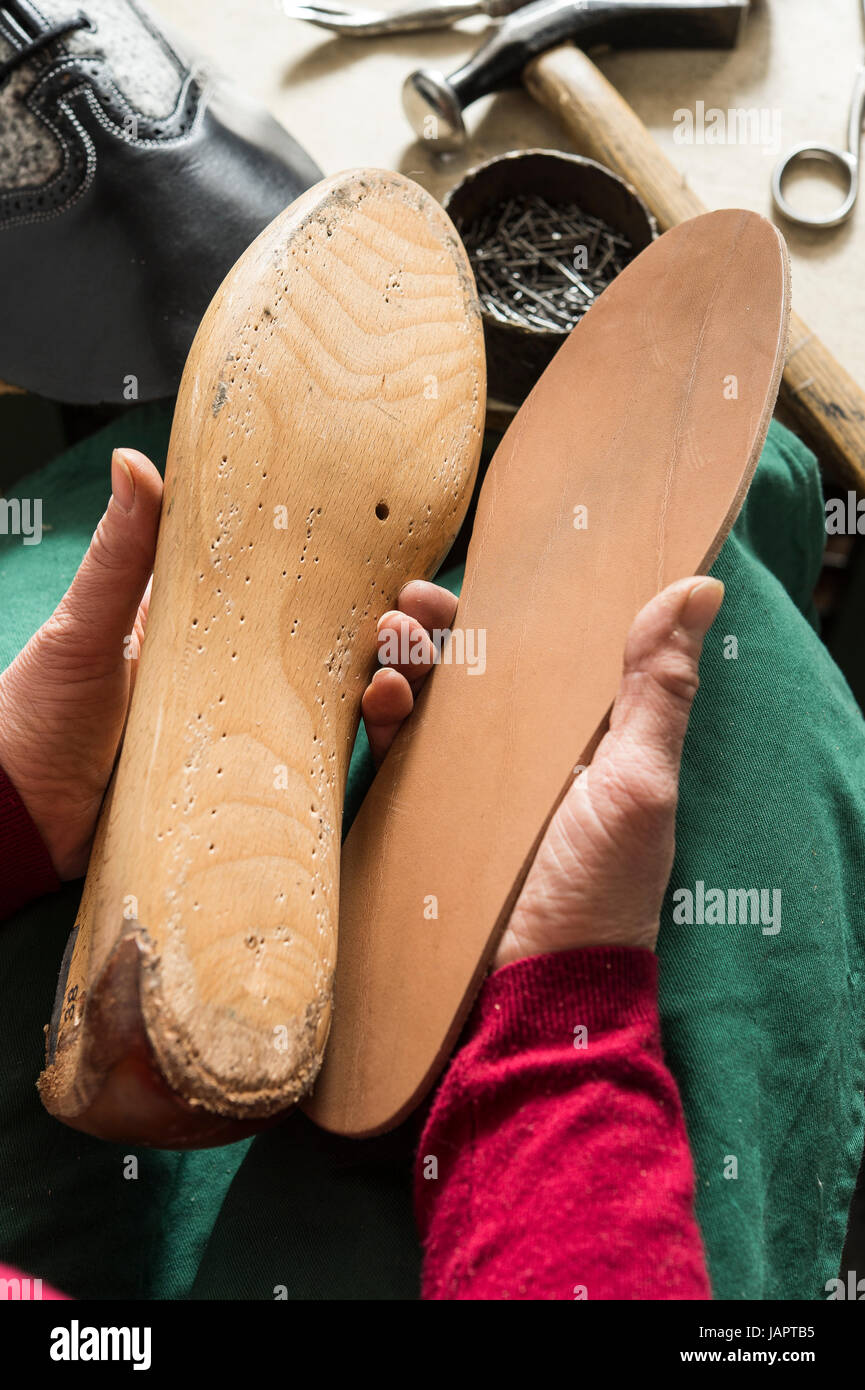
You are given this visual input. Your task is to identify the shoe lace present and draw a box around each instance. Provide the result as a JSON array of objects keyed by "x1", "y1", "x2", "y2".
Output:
[{"x1": 0, "y1": 10, "x2": 91, "y2": 87}]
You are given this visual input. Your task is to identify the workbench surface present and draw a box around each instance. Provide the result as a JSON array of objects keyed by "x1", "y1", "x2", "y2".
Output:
[{"x1": 152, "y1": 0, "x2": 865, "y2": 394}]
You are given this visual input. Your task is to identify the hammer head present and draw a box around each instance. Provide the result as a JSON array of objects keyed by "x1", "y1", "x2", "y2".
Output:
[{"x1": 404, "y1": 0, "x2": 749, "y2": 148}]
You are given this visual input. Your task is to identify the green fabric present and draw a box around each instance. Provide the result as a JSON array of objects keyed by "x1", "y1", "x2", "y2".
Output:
[
  {"x1": 0, "y1": 406, "x2": 863, "y2": 1301},
  {"x1": 658, "y1": 431, "x2": 865, "y2": 1300}
]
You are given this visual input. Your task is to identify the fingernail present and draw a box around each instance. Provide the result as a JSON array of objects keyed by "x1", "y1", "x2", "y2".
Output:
[
  {"x1": 376, "y1": 610, "x2": 403, "y2": 632},
  {"x1": 111, "y1": 448, "x2": 136, "y2": 514},
  {"x1": 680, "y1": 577, "x2": 725, "y2": 634}
]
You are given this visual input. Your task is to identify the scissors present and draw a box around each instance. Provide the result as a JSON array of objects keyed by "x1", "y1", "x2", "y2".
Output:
[{"x1": 772, "y1": 0, "x2": 865, "y2": 228}]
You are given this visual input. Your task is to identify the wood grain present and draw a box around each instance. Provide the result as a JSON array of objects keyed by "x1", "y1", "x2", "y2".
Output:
[
  {"x1": 39, "y1": 169, "x2": 485, "y2": 1144},
  {"x1": 524, "y1": 43, "x2": 865, "y2": 496}
]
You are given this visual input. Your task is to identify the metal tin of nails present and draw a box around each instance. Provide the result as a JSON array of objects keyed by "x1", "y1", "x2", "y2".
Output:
[{"x1": 444, "y1": 149, "x2": 657, "y2": 407}]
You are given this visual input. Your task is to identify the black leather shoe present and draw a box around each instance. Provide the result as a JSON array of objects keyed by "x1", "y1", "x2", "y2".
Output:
[{"x1": 0, "y1": 0, "x2": 322, "y2": 403}]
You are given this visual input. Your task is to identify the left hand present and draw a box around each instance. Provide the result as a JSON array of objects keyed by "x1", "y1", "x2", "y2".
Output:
[{"x1": 0, "y1": 448, "x2": 162, "y2": 879}]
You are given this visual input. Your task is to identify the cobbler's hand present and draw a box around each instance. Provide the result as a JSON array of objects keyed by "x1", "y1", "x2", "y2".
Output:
[
  {"x1": 364, "y1": 575, "x2": 724, "y2": 968},
  {"x1": 0, "y1": 449, "x2": 163, "y2": 879}
]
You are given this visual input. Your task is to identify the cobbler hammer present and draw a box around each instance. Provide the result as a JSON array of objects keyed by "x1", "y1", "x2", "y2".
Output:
[
  {"x1": 404, "y1": 0, "x2": 747, "y2": 149},
  {"x1": 404, "y1": 0, "x2": 865, "y2": 494}
]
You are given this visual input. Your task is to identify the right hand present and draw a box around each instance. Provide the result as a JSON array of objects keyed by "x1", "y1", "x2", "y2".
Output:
[{"x1": 363, "y1": 574, "x2": 724, "y2": 969}]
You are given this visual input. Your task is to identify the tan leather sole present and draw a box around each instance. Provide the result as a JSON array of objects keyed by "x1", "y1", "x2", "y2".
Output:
[
  {"x1": 38, "y1": 169, "x2": 485, "y2": 1147},
  {"x1": 307, "y1": 208, "x2": 791, "y2": 1137}
]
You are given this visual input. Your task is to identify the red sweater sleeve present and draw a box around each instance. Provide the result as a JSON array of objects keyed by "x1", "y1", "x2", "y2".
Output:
[
  {"x1": 0, "y1": 764, "x2": 60, "y2": 919},
  {"x1": 415, "y1": 946, "x2": 710, "y2": 1300}
]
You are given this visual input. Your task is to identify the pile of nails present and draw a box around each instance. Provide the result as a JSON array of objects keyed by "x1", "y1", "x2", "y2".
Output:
[{"x1": 460, "y1": 193, "x2": 634, "y2": 334}]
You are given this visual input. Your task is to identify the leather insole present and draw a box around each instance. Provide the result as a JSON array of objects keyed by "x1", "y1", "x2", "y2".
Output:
[{"x1": 307, "y1": 208, "x2": 791, "y2": 1137}]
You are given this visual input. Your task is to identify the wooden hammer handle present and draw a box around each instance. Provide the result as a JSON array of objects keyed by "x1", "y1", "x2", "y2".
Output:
[{"x1": 526, "y1": 44, "x2": 865, "y2": 495}]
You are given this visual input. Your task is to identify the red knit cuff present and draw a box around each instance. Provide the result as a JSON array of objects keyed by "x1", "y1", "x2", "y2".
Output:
[
  {"x1": 470, "y1": 946, "x2": 659, "y2": 1050},
  {"x1": 0, "y1": 764, "x2": 60, "y2": 919}
]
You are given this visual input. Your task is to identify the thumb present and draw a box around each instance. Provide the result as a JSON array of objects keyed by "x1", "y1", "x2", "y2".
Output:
[
  {"x1": 51, "y1": 449, "x2": 163, "y2": 675},
  {"x1": 598, "y1": 576, "x2": 725, "y2": 807},
  {"x1": 494, "y1": 576, "x2": 724, "y2": 968}
]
